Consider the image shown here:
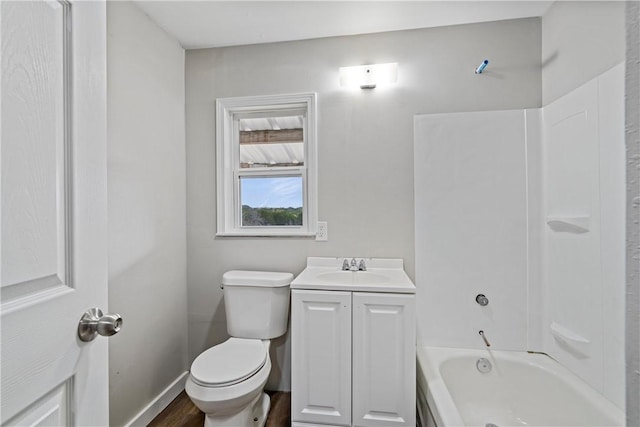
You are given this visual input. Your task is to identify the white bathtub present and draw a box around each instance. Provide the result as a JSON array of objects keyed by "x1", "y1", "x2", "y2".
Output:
[{"x1": 416, "y1": 346, "x2": 624, "y2": 427}]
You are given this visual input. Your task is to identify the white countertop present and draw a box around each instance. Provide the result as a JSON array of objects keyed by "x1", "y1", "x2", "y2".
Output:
[{"x1": 291, "y1": 257, "x2": 416, "y2": 294}]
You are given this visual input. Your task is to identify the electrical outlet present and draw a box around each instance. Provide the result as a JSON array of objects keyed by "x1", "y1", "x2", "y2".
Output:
[{"x1": 316, "y1": 221, "x2": 328, "y2": 241}]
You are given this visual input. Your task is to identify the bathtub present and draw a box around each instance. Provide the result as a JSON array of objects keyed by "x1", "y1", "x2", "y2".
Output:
[{"x1": 416, "y1": 346, "x2": 624, "y2": 427}]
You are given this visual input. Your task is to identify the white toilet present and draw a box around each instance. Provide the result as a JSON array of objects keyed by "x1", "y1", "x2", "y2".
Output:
[{"x1": 185, "y1": 270, "x2": 292, "y2": 427}]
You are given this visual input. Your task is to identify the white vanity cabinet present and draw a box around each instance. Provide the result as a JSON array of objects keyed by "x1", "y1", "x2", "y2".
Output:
[
  {"x1": 291, "y1": 286, "x2": 416, "y2": 427},
  {"x1": 352, "y1": 292, "x2": 416, "y2": 426},
  {"x1": 291, "y1": 290, "x2": 353, "y2": 426}
]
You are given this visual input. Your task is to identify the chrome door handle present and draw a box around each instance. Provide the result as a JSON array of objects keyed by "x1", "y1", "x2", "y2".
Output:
[{"x1": 78, "y1": 308, "x2": 123, "y2": 342}]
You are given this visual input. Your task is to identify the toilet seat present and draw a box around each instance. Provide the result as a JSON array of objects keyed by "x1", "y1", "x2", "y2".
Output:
[{"x1": 190, "y1": 338, "x2": 267, "y2": 388}]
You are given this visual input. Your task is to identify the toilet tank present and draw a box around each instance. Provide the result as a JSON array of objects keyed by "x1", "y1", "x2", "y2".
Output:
[{"x1": 222, "y1": 270, "x2": 292, "y2": 339}]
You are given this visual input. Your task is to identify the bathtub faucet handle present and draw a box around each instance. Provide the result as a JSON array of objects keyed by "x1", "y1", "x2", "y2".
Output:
[{"x1": 476, "y1": 294, "x2": 489, "y2": 306}]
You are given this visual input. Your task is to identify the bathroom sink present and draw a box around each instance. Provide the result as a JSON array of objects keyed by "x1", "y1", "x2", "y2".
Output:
[
  {"x1": 291, "y1": 257, "x2": 415, "y2": 293},
  {"x1": 316, "y1": 271, "x2": 392, "y2": 284},
  {"x1": 316, "y1": 271, "x2": 354, "y2": 283}
]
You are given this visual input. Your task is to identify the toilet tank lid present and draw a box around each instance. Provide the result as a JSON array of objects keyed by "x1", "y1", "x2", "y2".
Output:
[{"x1": 222, "y1": 270, "x2": 293, "y2": 287}]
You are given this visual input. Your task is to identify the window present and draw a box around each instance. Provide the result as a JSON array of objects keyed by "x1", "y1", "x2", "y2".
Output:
[{"x1": 216, "y1": 93, "x2": 317, "y2": 236}]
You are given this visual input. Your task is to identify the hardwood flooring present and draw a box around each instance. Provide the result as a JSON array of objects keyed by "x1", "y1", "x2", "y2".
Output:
[
  {"x1": 148, "y1": 390, "x2": 291, "y2": 427},
  {"x1": 148, "y1": 391, "x2": 203, "y2": 427}
]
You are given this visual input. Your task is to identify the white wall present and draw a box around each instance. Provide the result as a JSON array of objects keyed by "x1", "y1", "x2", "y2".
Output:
[
  {"x1": 539, "y1": 0, "x2": 626, "y2": 410},
  {"x1": 186, "y1": 18, "x2": 542, "y2": 390},
  {"x1": 540, "y1": 64, "x2": 625, "y2": 409},
  {"x1": 414, "y1": 109, "x2": 538, "y2": 351},
  {"x1": 107, "y1": 3, "x2": 188, "y2": 425}
]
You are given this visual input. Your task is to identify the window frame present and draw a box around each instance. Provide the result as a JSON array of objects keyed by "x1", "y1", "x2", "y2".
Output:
[{"x1": 216, "y1": 93, "x2": 317, "y2": 237}]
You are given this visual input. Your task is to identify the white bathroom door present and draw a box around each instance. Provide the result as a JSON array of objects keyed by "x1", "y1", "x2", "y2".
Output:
[{"x1": 1, "y1": 1, "x2": 109, "y2": 425}]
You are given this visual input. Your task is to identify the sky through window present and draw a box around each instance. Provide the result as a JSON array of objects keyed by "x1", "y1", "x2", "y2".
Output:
[{"x1": 240, "y1": 176, "x2": 303, "y2": 208}]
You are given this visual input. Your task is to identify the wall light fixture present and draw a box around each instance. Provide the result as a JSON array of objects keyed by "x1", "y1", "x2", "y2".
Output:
[{"x1": 339, "y1": 62, "x2": 398, "y2": 89}]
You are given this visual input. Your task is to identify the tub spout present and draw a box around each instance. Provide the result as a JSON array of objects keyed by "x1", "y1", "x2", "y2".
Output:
[{"x1": 479, "y1": 330, "x2": 491, "y2": 347}]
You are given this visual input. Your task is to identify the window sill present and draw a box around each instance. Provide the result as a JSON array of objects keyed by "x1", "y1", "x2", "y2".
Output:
[{"x1": 216, "y1": 231, "x2": 317, "y2": 238}]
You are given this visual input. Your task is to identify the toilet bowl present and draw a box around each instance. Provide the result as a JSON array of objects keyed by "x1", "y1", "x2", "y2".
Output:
[
  {"x1": 185, "y1": 270, "x2": 292, "y2": 427},
  {"x1": 186, "y1": 339, "x2": 272, "y2": 427}
]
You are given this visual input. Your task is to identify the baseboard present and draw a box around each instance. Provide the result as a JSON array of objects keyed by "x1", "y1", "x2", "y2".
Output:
[{"x1": 124, "y1": 371, "x2": 189, "y2": 427}]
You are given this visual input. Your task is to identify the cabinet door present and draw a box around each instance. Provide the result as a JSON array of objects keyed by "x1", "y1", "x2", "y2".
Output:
[
  {"x1": 352, "y1": 293, "x2": 416, "y2": 427},
  {"x1": 292, "y1": 290, "x2": 352, "y2": 426}
]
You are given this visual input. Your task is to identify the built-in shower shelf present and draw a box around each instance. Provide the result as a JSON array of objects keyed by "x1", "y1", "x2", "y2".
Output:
[
  {"x1": 550, "y1": 322, "x2": 590, "y2": 355},
  {"x1": 546, "y1": 215, "x2": 590, "y2": 233}
]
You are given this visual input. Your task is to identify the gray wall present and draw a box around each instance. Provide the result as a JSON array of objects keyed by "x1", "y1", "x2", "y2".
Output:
[
  {"x1": 626, "y1": 2, "x2": 640, "y2": 425},
  {"x1": 541, "y1": 1, "x2": 626, "y2": 105},
  {"x1": 107, "y1": 2, "x2": 188, "y2": 425},
  {"x1": 186, "y1": 18, "x2": 542, "y2": 390}
]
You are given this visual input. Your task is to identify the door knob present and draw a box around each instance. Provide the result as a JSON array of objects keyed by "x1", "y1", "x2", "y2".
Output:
[{"x1": 78, "y1": 308, "x2": 123, "y2": 342}]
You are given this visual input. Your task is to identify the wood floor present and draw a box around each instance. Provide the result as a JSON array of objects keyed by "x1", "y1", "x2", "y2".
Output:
[{"x1": 148, "y1": 391, "x2": 291, "y2": 427}]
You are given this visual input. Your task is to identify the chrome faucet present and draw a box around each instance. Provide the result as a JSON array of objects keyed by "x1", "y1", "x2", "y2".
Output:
[
  {"x1": 342, "y1": 258, "x2": 367, "y2": 271},
  {"x1": 479, "y1": 330, "x2": 491, "y2": 347}
]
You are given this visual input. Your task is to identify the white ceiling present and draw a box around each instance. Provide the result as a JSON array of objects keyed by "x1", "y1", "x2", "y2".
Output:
[{"x1": 134, "y1": 1, "x2": 554, "y2": 50}]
